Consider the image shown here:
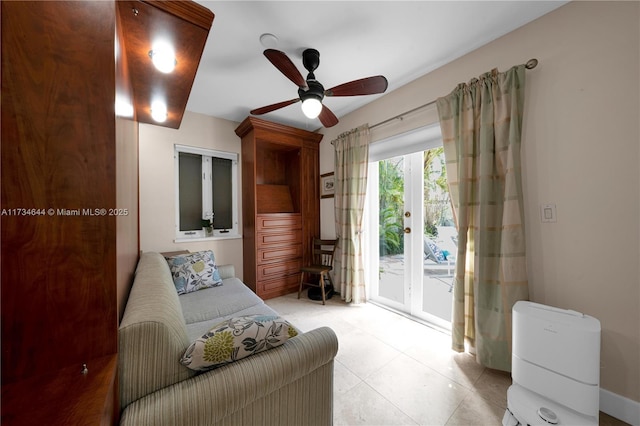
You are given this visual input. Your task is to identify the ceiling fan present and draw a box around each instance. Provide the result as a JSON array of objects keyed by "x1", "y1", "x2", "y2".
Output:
[{"x1": 250, "y1": 48, "x2": 388, "y2": 128}]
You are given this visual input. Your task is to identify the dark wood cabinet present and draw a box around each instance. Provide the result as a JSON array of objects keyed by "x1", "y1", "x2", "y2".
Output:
[
  {"x1": 1, "y1": 0, "x2": 120, "y2": 388},
  {"x1": 1, "y1": 1, "x2": 212, "y2": 424},
  {"x1": 1, "y1": 355, "x2": 118, "y2": 426},
  {"x1": 1, "y1": 3, "x2": 123, "y2": 423},
  {"x1": 235, "y1": 117, "x2": 323, "y2": 299}
]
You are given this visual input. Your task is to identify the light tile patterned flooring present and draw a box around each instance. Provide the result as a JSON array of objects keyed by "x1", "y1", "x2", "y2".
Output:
[{"x1": 266, "y1": 292, "x2": 627, "y2": 426}]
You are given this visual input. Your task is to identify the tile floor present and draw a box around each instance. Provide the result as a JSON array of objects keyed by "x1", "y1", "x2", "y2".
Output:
[{"x1": 266, "y1": 292, "x2": 628, "y2": 426}]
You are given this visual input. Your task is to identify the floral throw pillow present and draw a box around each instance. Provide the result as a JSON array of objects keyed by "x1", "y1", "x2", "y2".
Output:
[
  {"x1": 180, "y1": 314, "x2": 298, "y2": 371},
  {"x1": 426, "y1": 239, "x2": 447, "y2": 262},
  {"x1": 166, "y1": 250, "x2": 223, "y2": 295}
]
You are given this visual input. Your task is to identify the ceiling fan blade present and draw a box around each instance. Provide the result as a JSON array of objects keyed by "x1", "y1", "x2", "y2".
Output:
[
  {"x1": 250, "y1": 98, "x2": 300, "y2": 115},
  {"x1": 325, "y1": 75, "x2": 388, "y2": 97},
  {"x1": 264, "y1": 49, "x2": 308, "y2": 89},
  {"x1": 318, "y1": 104, "x2": 339, "y2": 128}
]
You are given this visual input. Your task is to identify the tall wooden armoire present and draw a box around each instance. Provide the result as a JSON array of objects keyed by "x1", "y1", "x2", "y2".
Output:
[
  {"x1": 235, "y1": 117, "x2": 323, "y2": 300},
  {"x1": 1, "y1": 1, "x2": 213, "y2": 424}
]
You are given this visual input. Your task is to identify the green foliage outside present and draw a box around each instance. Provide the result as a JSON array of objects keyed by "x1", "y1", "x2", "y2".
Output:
[
  {"x1": 378, "y1": 147, "x2": 452, "y2": 256},
  {"x1": 423, "y1": 147, "x2": 452, "y2": 237},
  {"x1": 378, "y1": 158, "x2": 404, "y2": 256}
]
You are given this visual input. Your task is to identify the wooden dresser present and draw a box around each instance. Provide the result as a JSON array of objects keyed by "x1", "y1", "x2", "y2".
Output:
[{"x1": 235, "y1": 117, "x2": 323, "y2": 299}]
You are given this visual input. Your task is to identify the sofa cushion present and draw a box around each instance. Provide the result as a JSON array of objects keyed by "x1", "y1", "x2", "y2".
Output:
[
  {"x1": 179, "y1": 277, "x2": 264, "y2": 324},
  {"x1": 180, "y1": 314, "x2": 298, "y2": 371},
  {"x1": 166, "y1": 250, "x2": 223, "y2": 294},
  {"x1": 184, "y1": 302, "x2": 282, "y2": 342}
]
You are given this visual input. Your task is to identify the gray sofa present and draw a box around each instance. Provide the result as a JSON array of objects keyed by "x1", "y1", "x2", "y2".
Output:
[{"x1": 118, "y1": 251, "x2": 338, "y2": 425}]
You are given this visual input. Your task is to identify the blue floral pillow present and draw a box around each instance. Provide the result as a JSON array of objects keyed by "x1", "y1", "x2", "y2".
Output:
[
  {"x1": 165, "y1": 250, "x2": 223, "y2": 295},
  {"x1": 180, "y1": 314, "x2": 298, "y2": 371},
  {"x1": 426, "y1": 239, "x2": 447, "y2": 262}
]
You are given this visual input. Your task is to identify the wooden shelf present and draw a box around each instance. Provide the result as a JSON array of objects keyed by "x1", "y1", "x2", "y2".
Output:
[{"x1": 257, "y1": 184, "x2": 295, "y2": 213}]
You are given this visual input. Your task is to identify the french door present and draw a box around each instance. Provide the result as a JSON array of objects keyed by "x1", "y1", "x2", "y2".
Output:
[{"x1": 365, "y1": 127, "x2": 455, "y2": 329}]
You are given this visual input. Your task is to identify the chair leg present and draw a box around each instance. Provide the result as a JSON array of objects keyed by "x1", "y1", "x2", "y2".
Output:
[
  {"x1": 298, "y1": 272, "x2": 304, "y2": 299},
  {"x1": 326, "y1": 271, "x2": 334, "y2": 289},
  {"x1": 319, "y1": 274, "x2": 326, "y2": 305}
]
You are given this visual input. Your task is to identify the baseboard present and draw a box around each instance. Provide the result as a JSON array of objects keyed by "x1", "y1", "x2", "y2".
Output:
[{"x1": 600, "y1": 388, "x2": 640, "y2": 425}]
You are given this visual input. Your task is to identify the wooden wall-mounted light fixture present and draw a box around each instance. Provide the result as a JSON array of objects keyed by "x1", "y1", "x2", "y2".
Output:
[{"x1": 117, "y1": 1, "x2": 214, "y2": 129}]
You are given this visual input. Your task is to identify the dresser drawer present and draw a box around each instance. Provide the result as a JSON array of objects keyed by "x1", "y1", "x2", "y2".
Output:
[
  {"x1": 256, "y1": 213, "x2": 302, "y2": 232},
  {"x1": 257, "y1": 259, "x2": 302, "y2": 282},
  {"x1": 260, "y1": 274, "x2": 300, "y2": 294},
  {"x1": 258, "y1": 245, "x2": 303, "y2": 264},
  {"x1": 257, "y1": 229, "x2": 302, "y2": 248}
]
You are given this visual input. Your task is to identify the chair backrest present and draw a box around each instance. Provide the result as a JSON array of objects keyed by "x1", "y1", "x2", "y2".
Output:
[{"x1": 312, "y1": 238, "x2": 337, "y2": 267}]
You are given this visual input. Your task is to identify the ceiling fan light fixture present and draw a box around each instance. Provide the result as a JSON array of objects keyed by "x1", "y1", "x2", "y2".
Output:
[
  {"x1": 252, "y1": 48, "x2": 387, "y2": 127},
  {"x1": 299, "y1": 78, "x2": 325, "y2": 119},
  {"x1": 301, "y1": 97, "x2": 322, "y2": 119}
]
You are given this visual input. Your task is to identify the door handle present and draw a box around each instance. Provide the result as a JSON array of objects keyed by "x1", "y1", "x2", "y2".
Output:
[{"x1": 404, "y1": 227, "x2": 411, "y2": 234}]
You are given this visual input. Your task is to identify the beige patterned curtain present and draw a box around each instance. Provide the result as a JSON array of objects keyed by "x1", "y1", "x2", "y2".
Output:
[
  {"x1": 333, "y1": 125, "x2": 370, "y2": 304},
  {"x1": 436, "y1": 65, "x2": 529, "y2": 371}
]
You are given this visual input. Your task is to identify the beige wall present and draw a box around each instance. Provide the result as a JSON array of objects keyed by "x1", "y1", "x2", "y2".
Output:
[
  {"x1": 139, "y1": 111, "x2": 244, "y2": 278},
  {"x1": 319, "y1": 1, "x2": 640, "y2": 403}
]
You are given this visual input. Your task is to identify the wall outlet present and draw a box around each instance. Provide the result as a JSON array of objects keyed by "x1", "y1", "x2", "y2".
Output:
[{"x1": 540, "y1": 204, "x2": 557, "y2": 223}]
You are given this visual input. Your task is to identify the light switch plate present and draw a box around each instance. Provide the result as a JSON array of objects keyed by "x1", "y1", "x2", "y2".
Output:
[{"x1": 540, "y1": 204, "x2": 557, "y2": 223}]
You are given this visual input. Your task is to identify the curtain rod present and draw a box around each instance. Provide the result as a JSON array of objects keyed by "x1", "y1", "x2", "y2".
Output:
[{"x1": 369, "y1": 58, "x2": 538, "y2": 131}]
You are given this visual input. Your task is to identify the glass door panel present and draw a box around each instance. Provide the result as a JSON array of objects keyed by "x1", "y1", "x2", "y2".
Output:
[
  {"x1": 416, "y1": 147, "x2": 455, "y2": 329},
  {"x1": 373, "y1": 155, "x2": 408, "y2": 311},
  {"x1": 367, "y1": 142, "x2": 454, "y2": 330}
]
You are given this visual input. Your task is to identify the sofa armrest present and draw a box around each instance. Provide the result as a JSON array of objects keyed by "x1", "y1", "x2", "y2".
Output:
[
  {"x1": 120, "y1": 327, "x2": 338, "y2": 426},
  {"x1": 217, "y1": 264, "x2": 235, "y2": 280}
]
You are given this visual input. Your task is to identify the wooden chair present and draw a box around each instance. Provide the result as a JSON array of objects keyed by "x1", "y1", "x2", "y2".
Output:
[{"x1": 298, "y1": 238, "x2": 338, "y2": 305}]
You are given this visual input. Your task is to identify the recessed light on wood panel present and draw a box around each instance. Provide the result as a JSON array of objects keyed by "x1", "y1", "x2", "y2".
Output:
[
  {"x1": 117, "y1": 1, "x2": 214, "y2": 129},
  {"x1": 151, "y1": 99, "x2": 168, "y2": 122},
  {"x1": 148, "y1": 40, "x2": 177, "y2": 73}
]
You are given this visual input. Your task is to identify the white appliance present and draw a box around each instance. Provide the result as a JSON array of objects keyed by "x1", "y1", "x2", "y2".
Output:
[{"x1": 503, "y1": 301, "x2": 601, "y2": 426}]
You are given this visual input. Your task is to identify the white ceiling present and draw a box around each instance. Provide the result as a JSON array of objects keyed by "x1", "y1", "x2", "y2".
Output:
[{"x1": 187, "y1": 1, "x2": 567, "y2": 130}]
